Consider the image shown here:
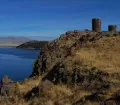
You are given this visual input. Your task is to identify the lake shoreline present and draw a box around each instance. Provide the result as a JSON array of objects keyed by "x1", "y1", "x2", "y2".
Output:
[
  {"x1": 0, "y1": 47, "x2": 40, "y2": 81},
  {"x1": 0, "y1": 44, "x2": 42, "y2": 50},
  {"x1": 16, "y1": 47, "x2": 42, "y2": 50}
]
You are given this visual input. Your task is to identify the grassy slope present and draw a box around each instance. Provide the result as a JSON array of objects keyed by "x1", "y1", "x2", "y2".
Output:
[{"x1": 75, "y1": 36, "x2": 120, "y2": 73}]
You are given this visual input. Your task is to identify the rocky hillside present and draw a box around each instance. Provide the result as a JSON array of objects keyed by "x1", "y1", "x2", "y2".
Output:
[
  {"x1": 31, "y1": 30, "x2": 120, "y2": 105},
  {"x1": 16, "y1": 40, "x2": 49, "y2": 49},
  {"x1": 0, "y1": 30, "x2": 120, "y2": 105},
  {"x1": 32, "y1": 30, "x2": 120, "y2": 75}
]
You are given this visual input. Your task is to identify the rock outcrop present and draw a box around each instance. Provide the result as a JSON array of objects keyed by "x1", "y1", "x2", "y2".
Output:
[{"x1": 0, "y1": 76, "x2": 18, "y2": 97}]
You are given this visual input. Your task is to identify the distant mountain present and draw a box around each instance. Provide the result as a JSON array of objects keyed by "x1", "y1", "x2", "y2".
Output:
[
  {"x1": 0, "y1": 36, "x2": 31, "y2": 47},
  {"x1": 27, "y1": 36, "x2": 56, "y2": 41}
]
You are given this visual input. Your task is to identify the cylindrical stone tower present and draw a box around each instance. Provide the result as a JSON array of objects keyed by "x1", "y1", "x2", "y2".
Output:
[
  {"x1": 108, "y1": 25, "x2": 117, "y2": 31},
  {"x1": 92, "y1": 18, "x2": 101, "y2": 32}
]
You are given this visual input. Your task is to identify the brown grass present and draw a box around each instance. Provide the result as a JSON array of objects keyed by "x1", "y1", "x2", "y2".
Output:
[
  {"x1": 26, "y1": 84, "x2": 91, "y2": 105},
  {"x1": 24, "y1": 84, "x2": 73, "y2": 105},
  {"x1": 84, "y1": 101, "x2": 99, "y2": 105},
  {"x1": 75, "y1": 36, "x2": 120, "y2": 73},
  {"x1": 16, "y1": 76, "x2": 41, "y2": 95}
]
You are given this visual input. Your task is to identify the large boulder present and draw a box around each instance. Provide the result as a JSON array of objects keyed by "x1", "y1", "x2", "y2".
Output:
[{"x1": 39, "y1": 80, "x2": 54, "y2": 96}]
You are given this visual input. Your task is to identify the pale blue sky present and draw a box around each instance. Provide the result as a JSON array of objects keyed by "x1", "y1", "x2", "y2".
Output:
[{"x1": 0, "y1": 0, "x2": 120, "y2": 39}]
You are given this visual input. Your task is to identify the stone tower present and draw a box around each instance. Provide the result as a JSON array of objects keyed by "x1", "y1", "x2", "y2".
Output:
[
  {"x1": 92, "y1": 18, "x2": 101, "y2": 32},
  {"x1": 108, "y1": 25, "x2": 117, "y2": 31}
]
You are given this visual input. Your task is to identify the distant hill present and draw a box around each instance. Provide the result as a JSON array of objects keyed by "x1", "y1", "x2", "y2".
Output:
[
  {"x1": 0, "y1": 36, "x2": 31, "y2": 47},
  {"x1": 16, "y1": 40, "x2": 49, "y2": 49}
]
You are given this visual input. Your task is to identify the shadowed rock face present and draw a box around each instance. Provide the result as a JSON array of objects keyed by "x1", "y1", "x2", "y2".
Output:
[{"x1": 101, "y1": 90, "x2": 120, "y2": 105}]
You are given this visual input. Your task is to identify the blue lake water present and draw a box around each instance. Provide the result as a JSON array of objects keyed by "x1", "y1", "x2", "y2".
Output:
[{"x1": 0, "y1": 47, "x2": 40, "y2": 81}]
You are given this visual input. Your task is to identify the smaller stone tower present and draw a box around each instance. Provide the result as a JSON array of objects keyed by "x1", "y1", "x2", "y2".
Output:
[
  {"x1": 92, "y1": 18, "x2": 101, "y2": 32},
  {"x1": 108, "y1": 25, "x2": 117, "y2": 31}
]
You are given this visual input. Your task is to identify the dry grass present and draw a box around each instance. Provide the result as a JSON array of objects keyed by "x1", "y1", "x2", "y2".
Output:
[
  {"x1": 24, "y1": 84, "x2": 73, "y2": 105},
  {"x1": 75, "y1": 36, "x2": 120, "y2": 73},
  {"x1": 84, "y1": 101, "x2": 99, "y2": 105},
  {"x1": 16, "y1": 76, "x2": 41, "y2": 95},
  {"x1": 26, "y1": 84, "x2": 91, "y2": 105},
  {"x1": 0, "y1": 76, "x2": 41, "y2": 105},
  {"x1": 49, "y1": 84, "x2": 73, "y2": 100},
  {"x1": 69, "y1": 89, "x2": 91, "y2": 104},
  {"x1": 0, "y1": 97, "x2": 26, "y2": 105}
]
